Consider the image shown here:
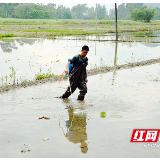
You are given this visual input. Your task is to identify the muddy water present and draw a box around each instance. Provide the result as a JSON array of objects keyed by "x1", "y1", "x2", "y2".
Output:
[
  {"x1": 0, "y1": 36, "x2": 160, "y2": 86},
  {"x1": 0, "y1": 63, "x2": 160, "y2": 158}
]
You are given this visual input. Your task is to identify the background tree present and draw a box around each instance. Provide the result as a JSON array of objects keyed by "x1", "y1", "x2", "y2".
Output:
[
  {"x1": 45, "y1": 3, "x2": 56, "y2": 19},
  {"x1": 97, "y1": 4, "x2": 107, "y2": 20},
  {"x1": 14, "y1": 4, "x2": 32, "y2": 19},
  {"x1": 130, "y1": 6, "x2": 156, "y2": 22},
  {"x1": 0, "y1": 3, "x2": 160, "y2": 20},
  {"x1": 117, "y1": 3, "x2": 127, "y2": 19},
  {"x1": 71, "y1": 4, "x2": 88, "y2": 19},
  {"x1": 84, "y1": 7, "x2": 95, "y2": 20},
  {"x1": 56, "y1": 5, "x2": 72, "y2": 19},
  {"x1": 109, "y1": 8, "x2": 115, "y2": 19},
  {"x1": 109, "y1": 3, "x2": 144, "y2": 20},
  {"x1": 154, "y1": 7, "x2": 160, "y2": 20},
  {"x1": 63, "y1": 9, "x2": 72, "y2": 19}
]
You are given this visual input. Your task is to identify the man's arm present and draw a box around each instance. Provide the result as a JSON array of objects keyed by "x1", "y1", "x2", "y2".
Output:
[
  {"x1": 65, "y1": 61, "x2": 71, "y2": 75},
  {"x1": 65, "y1": 56, "x2": 78, "y2": 75}
]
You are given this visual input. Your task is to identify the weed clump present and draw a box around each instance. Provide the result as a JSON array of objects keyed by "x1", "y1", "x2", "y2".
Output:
[
  {"x1": 35, "y1": 68, "x2": 54, "y2": 80},
  {"x1": 35, "y1": 73, "x2": 54, "y2": 80}
]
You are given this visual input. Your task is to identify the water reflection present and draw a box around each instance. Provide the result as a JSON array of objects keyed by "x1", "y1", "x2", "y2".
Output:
[
  {"x1": 112, "y1": 42, "x2": 118, "y2": 85},
  {"x1": 57, "y1": 31, "x2": 160, "y2": 43},
  {"x1": 114, "y1": 42, "x2": 118, "y2": 66},
  {"x1": 1, "y1": 36, "x2": 160, "y2": 87},
  {"x1": 1, "y1": 35, "x2": 159, "y2": 54},
  {"x1": 95, "y1": 41, "x2": 97, "y2": 55},
  {"x1": 0, "y1": 40, "x2": 18, "y2": 53},
  {"x1": 0, "y1": 38, "x2": 44, "y2": 53},
  {"x1": 59, "y1": 100, "x2": 88, "y2": 154}
]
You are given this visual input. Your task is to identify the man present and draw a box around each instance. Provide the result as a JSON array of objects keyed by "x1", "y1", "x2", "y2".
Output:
[{"x1": 59, "y1": 45, "x2": 89, "y2": 101}]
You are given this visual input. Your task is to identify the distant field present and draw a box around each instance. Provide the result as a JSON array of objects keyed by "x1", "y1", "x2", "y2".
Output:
[
  {"x1": 1, "y1": 18, "x2": 160, "y2": 25},
  {"x1": 0, "y1": 18, "x2": 160, "y2": 38}
]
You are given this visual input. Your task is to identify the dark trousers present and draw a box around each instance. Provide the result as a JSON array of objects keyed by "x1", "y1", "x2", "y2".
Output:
[
  {"x1": 61, "y1": 63, "x2": 87, "y2": 100},
  {"x1": 62, "y1": 79, "x2": 87, "y2": 100}
]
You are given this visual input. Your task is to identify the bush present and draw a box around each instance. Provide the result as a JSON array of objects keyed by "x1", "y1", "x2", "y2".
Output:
[
  {"x1": 1, "y1": 14, "x2": 7, "y2": 18},
  {"x1": 130, "y1": 6, "x2": 156, "y2": 22},
  {"x1": 98, "y1": 16, "x2": 102, "y2": 20}
]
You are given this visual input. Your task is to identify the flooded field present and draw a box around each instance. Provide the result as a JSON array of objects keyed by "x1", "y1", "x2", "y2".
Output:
[
  {"x1": 0, "y1": 32, "x2": 160, "y2": 85},
  {"x1": 0, "y1": 62, "x2": 160, "y2": 158},
  {"x1": 0, "y1": 32, "x2": 160, "y2": 158}
]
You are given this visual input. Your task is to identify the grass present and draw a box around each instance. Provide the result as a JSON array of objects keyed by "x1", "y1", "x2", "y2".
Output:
[
  {"x1": 1, "y1": 18, "x2": 160, "y2": 37},
  {"x1": 0, "y1": 33, "x2": 17, "y2": 38},
  {"x1": 127, "y1": 31, "x2": 156, "y2": 37},
  {"x1": 22, "y1": 29, "x2": 102, "y2": 35},
  {"x1": 0, "y1": 18, "x2": 160, "y2": 26},
  {"x1": 35, "y1": 72, "x2": 54, "y2": 80},
  {"x1": 35, "y1": 68, "x2": 54, "y2": 80}
]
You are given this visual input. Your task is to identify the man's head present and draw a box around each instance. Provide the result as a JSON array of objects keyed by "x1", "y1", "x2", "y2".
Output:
[
  {"x1": 80, "y1": 142, "x2": 88, "y2": 154},
  {"x1": 81, "y1": 45, "x2": 89, "y2": 58}
]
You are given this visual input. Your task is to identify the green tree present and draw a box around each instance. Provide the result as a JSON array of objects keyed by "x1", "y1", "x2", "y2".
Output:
[
  {"x1": 130, "y1": 5, "x2": 156, "y2": 22},
  {"x1": 56, "y1": 5, "x2": 72, "y2": 19},
  {"x1": 108, "y1": 3, "x2": 144, "y2": 20},
  {"x1": 126, "y1": 3, "x2": 143, "y2": 19},
  {"x1": 0, "y1": 3, "x2": 18, "y2": 18},
  {"x1": 14, "y1": 3, "x2": 51, "y2": 19},
  {"x1": 97, "y1": 4, "x2": 107, "y2": 19},
  {"x1": 63, "y1": 9, "x2": 72, "y2": 19},
  {"x1": 117, "y1": 3, "x2": 127, "y2": 19},
  {"x1": 15, "y1": 4, "x2": 32, "y2": 19},
  {"x1": 126, "y1": 3, "x2": 143, "y2": 12},
  {"x1": 45, "y1": 3, "x2": 56, "y2": 19},
  {"x1": 84, "y1": 7, "x2": 95, "y2": 20},
  {"x1": 154, "y1": 7, "x2": 160, "y2": 20},
  {"x1": 71, "y1": 4, "x2": 88, "y2": 19},
  {"x1": 109, "y1": 8, "x2": 115, "y2": 19}
]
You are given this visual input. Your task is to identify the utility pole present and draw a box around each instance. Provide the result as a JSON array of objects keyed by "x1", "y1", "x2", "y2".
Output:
[
  {"x1": 96, "y1": 3, "x2": 97, "y2": 30},
  {"x1": 115, "y1": 3, "x2": 118, "y2": 41}
]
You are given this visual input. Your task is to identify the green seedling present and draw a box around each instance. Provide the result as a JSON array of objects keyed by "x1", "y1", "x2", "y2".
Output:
[
  {"x1": 39, "y1": 67, "x2": 42, "y2": 73},
  {"x1": 153, "y1": 78, "x2": 158, "y2": 82},
  {"x1": 9, "y1": 66, "x2": 18, "y2": 85},
  {"x1": 5, "y1": 75, "x2": 8, "y2": 84}
]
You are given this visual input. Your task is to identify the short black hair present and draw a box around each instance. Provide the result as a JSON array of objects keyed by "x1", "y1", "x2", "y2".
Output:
[{"x1": 82, "y1": 45, "x2": 89, "y2": 51}]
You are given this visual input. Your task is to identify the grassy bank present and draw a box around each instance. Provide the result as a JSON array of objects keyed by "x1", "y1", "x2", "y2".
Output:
[
  {"x1": 22, "y1": 29, "x2": 102, "y2": 36},
  {"x1": 0, "y1": 33, "x2": 17, "y2": 38},
  {"x1": 1, "y1": 18, "x2": 160, "y2": 37},
  {"x1": 1, "y1": 18, "x2": 160, "y2": 26}
]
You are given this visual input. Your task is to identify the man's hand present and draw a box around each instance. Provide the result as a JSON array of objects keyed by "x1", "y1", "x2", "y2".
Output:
[
  {"x1": 65, "y1": 70, "x2": 69, "y2": 75},
  {"x1": 85, "y1": 78, "x2": 88, "y2": 83}
]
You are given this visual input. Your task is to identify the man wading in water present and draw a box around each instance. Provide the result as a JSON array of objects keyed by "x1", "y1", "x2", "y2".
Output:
[{"x1": 58, "y1": 45, "x2": 89, "y2": 101}]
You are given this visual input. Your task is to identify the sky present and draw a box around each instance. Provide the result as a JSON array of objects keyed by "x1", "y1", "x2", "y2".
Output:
[{"x1": 52, "y1": 3, "x2": 118, "y2": 12}]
